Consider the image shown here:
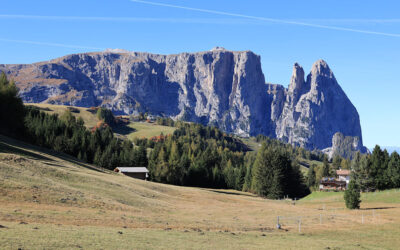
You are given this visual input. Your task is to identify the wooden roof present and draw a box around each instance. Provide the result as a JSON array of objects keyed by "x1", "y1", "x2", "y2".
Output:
[
  {"x1": 115, "y1": 167, "x2": 149, "y2": 173},
  {"x1": 336, "y1": 169, "x2": 351, "y2": 176}
]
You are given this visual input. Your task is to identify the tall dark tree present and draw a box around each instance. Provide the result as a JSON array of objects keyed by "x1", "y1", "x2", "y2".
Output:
[
  {"x1": 96, "y1": 107, "x2": 115, "y2": 126},
  {"x1": 322, "y1": 155, "x2": 331, "y2": 177},
  {"x1": 307, "y1": 164, "x2": 317, "y2": 188},
  {"x1": 370, "y1": 146, "x2": 390, "y2": 190},
  {"x1": 0, "y1": 72, "x2": 25, "y2": 135},
  {"x1": 344, "y1": 179, "x2": 361, "y2": 209},
  {"x1": 388, "y1": 151, "x2": 400, "y2": 188},
  {"x1": 252, "y1": 144, "x2": 309, "y2": 199},
  {"x1": 332, "y1": 155, "x2": 342, "y2": 171}
]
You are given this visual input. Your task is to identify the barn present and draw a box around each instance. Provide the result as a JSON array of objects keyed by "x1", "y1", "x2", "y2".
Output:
[{"x1": 114, "y1": 167, "x2": 149, "y2": 180}]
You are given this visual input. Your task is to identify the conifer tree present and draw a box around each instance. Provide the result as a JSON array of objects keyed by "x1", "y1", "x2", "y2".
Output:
[
  {"x1": 322, "y1": 156, "x2": 331, "y2": 177},
  {"x1": 388, "y1": 151, "x2": 400, "y2": 188},
  {"x1": 344, "y1": 179, "x2": 361, "y2": 209},
  {"x1": 0, "y1": 72, "x2": 24, "y2": 135},
  {"x1": 307, "y1": 164, "x2": 317, "y2": 188}
]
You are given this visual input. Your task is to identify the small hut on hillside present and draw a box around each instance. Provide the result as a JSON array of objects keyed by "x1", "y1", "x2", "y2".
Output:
[{"x1": 114, "y1": 167, "x2": 149, "y2": 180}]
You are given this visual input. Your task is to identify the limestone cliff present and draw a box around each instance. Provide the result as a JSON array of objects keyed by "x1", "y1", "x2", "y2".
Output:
[
  {"x1": 0, "y1": 48, "x2": 367, "y2": 154},
  {"x1": 275, "y1": 60, "x2": 367, "y2": 152}
]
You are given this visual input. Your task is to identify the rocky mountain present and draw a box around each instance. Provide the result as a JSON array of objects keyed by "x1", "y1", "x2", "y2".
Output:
[
  {"x1": 323, "y1": 132, "x2": 369, "y2": 159},
  {"x1": 0, "y1": 48, "x2": 367, "y2": 155}
]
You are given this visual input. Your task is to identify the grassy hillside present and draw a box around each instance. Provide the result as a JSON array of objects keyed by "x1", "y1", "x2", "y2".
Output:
[
  {"x1": 26, "y1": 103, "x2": 176, "y2": 139},
  {"x1": 1, "y1": 135, "x2": 400, "y2": 249},
  {"x1": 114, "y1": 122, "x2": 176, "y2": 140},
  {"x1": 27, "y1": 103, "x2": 100, "y2": 128}
]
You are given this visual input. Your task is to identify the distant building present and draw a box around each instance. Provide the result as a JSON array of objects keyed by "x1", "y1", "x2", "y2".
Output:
[
  {"x1": 319, "y1": 169, "x2": 351, "y2": 191},
  {"x1": 114, "y1": 167, "x2": 149, "y2": 180},
  {"x1": 336, "y1": 169, "x2": 351, "y2": 185},
  {"x1": 146, "y1": 115, "x2": 156, "y2": 122}
]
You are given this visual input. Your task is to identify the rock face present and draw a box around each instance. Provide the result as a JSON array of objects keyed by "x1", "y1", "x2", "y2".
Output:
[
  {"x1": 0, "y1": 49, "x2": 367, "y2": 154},
  {"x1": 274, "y1": 60, "x2": 366, "y2": 152},
  {"x1": 322, "y1": 132, "x2": 368, "y2": 159}
]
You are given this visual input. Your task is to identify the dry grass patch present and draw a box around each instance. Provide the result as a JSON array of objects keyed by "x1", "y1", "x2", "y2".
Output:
[{"x1": 1, "y1": 135, "x2": 400, "y2": 249}]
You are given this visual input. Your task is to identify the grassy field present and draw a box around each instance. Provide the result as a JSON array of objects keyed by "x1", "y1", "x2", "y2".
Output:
[
  {"x1": 27, "y1": 103, "x2": 100, "y2": 128},
  {"x1": 114, "y1": 122, "x2": 176, "y2": 140},
  {"x1": 26, "y1": 103, "x2": 176, "y2": 139},
  {"x1": 1, "y1": 135, "x2": 400, "y2": 249}
]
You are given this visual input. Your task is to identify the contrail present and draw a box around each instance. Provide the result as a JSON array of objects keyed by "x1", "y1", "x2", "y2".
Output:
[
  {"x1": 130, "y1": 0, "x2": 400, "y2": 38},
  {"x1": 0, "y1": 38, "x2": 104, "y2": 50},
  {"x1": 1, "y1": 14, "x2": 400, "y2": 24},
  {"x1": 298, "y1": 18, "x2": 400, "y2": 24},
  {"x1": 0, "y1": 14, "x2": 256, "y2": 24}
]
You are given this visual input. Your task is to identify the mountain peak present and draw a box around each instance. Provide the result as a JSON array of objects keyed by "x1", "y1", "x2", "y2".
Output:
[
  {"x1": 311, "y1": 59, "x2": 333, "y2": 77},
  {"x1": 288, "y1": 62, "x2": 305, "y2": 96}
]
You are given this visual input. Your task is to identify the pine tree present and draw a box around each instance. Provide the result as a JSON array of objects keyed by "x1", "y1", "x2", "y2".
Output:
[
  {"x1": 307, "y1": 164, "x2": 316, "y2": 188},
  {"x1": 344, "y1": 180, "x2": 361, "y2": 209},
  {"x1": 0, "y1": 72, "x2": 25, "y2": 135},
  {"x1": 93, "y1": 147, "x2": 102, "y2": 166},
  {"x1": 388, "y1": 152, "x2": 400, "y2": 188},
  {"x1": 322, "y1": 156, "x2": 331, "y2": 177},
  {"x1": 332, "y1": 155, "x2": 342, "y2": 170},
  {"x1": 252, "y1": 145, "x2": 291, "y2": 199},
  {"x1": 370, "y1": 146, "x2": 390, "y2": 190},
  {"x1": 223, "y1": 160, "x2": 236, "y2": 189},
  {"x1": 242, "y1": 152, "x2": 254, "y2": 192}
]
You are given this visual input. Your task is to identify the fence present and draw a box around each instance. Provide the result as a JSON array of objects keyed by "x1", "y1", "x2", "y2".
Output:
[{"x1": 276, "y1": 208, "x2": 382, "y2": 233}]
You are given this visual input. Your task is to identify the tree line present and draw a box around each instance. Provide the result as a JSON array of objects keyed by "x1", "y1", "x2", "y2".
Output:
[
  {"x1": 147, "y1": 122, "x2": 310, "y2": 199},
  {"x1": 351, "y1": 146, "x2": 400, "y2": 191},
  {"x1": 342, "y1": 146, "x2": 400, "y2": 210}
]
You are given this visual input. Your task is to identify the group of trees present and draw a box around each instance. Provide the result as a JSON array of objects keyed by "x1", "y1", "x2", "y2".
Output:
[
  {"x1": 351, "y1": 146, "x2": 400, "y2": 192},
  {"x1": 342, "y1": 146, "x2": 399, "y2": 209},
  {"x1": 250, "y1": 144, "x2": 310, "y2": 199},
  {"x1": 96, "y1": 107, "x2": 115, "y2": 126},
  {"x1": 24, "y1": 106, "x2": 147, "y2": 169},
  {"x1": 147, "y1": 123, "x2": 248, "y2": 189},
  {"x1": 156, "y1": 117, "x2": 175, "y2": 127},
  {"x1": 147, "y1": 123, "x2": 310, "y2": 199}
]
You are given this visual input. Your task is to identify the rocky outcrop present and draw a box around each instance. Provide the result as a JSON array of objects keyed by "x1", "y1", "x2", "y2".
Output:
[
  {"x1": 322, "y1": 132, "x2": 369, "y2": 159},
  {"x1": 275, "y1": 60, "x2": 366, "y2": 151},
  {"x1": 0, "y1": 49, "x2": 367, "y2": 154}
]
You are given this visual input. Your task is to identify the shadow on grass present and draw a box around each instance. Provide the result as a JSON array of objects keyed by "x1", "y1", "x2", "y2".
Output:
[
  {"x1": 361, "y1": 207, "x2": 397, "y2": 210},
  {"x1": 112, "y1": 124, "x2": 136, "y2": 135},
  {"x1": 0, "y1": 134, "x2": 105, "y2": 173},
  {"x1": 206, "y1": 189, "x2": 256, "y2": 197},
  {"x1": 52, "y1": 152, "x2": 105, "y2": 173},
  {"x1": 0, "y1": 141, "x2": 53, "y2": 162}
]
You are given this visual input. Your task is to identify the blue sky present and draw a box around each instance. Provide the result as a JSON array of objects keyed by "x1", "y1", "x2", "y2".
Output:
[{"x1": 1, "y1": 0, "x2": 400, "y2": 148}]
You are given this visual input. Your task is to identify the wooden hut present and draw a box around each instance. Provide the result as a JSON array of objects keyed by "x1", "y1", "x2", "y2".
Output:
[{"x1": 114, "y1": 167, "x2": 149, "y2": 180}]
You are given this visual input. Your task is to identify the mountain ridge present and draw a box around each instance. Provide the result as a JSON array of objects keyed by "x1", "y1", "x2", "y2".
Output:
[{"x1": 0, "y1": 48, "x2": 367, "y2": 155}]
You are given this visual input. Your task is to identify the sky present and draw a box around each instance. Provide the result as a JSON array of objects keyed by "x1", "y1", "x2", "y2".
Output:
[{"x1": 1, "y1": 0, "x2": 399, "y2": 148}]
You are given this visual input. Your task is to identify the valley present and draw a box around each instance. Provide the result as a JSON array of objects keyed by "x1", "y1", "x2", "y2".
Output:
[{"x1": 0, "y1": 134, "x2": 399, "y2": 249}]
